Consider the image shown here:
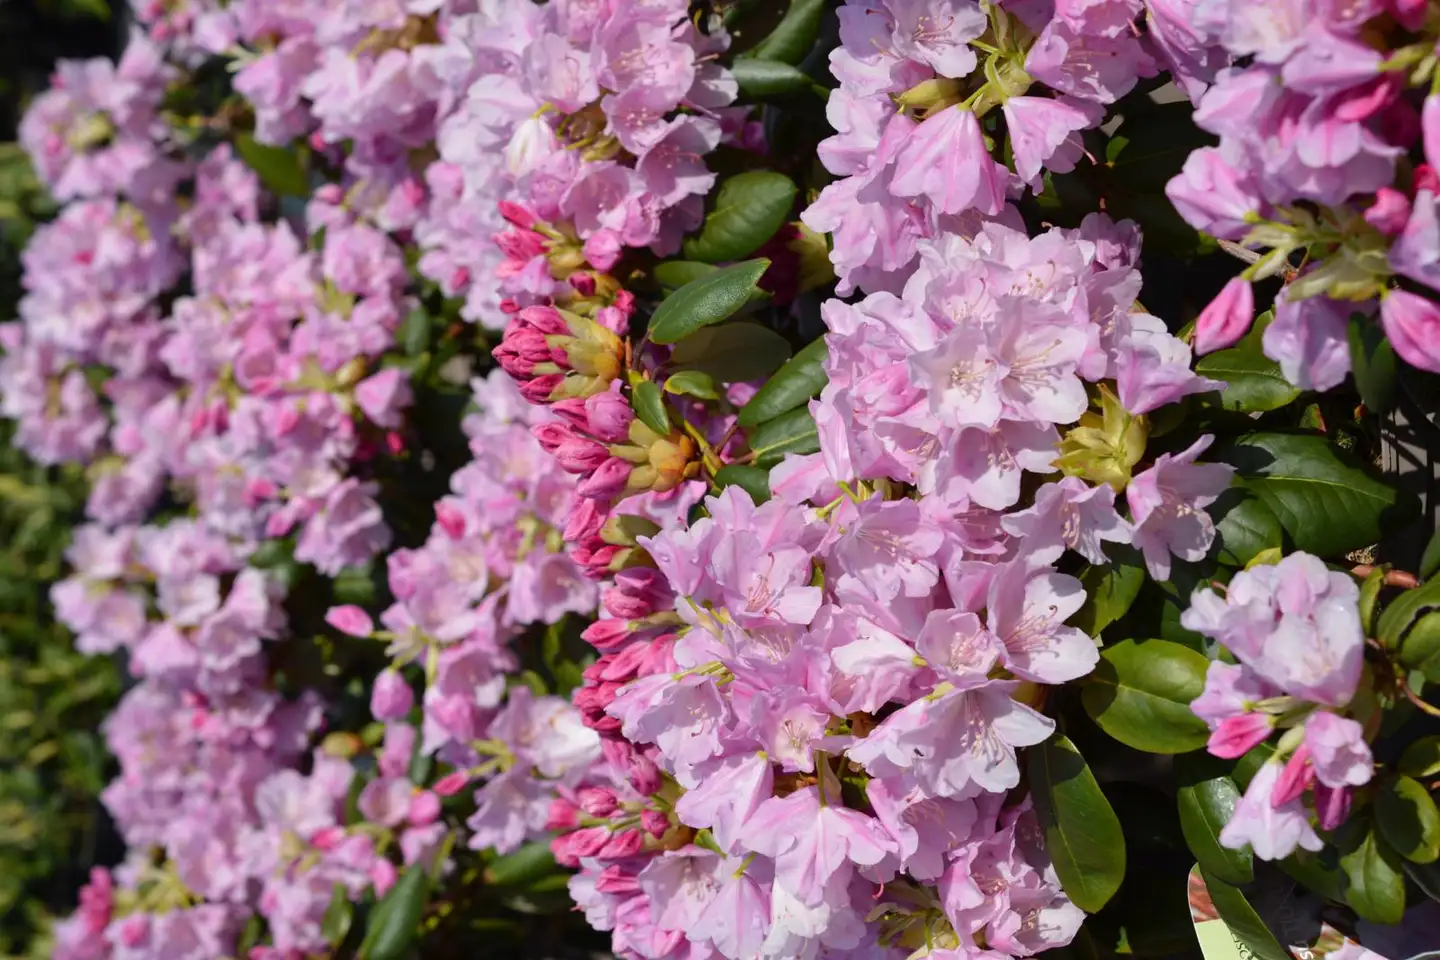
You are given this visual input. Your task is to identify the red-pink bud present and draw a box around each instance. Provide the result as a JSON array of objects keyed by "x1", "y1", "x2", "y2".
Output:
[
  {"x1": 1208, "y1": 713, "x2": 1273, "y2": 759},
  {"x1": 584, "y1": 391, "x2": 634, "y2": 443},
  {"x1": 1314, "y1": 784, "x2": 1352, "y2": 831},
  {"x1": 577, "y1": 457, "x2": 632, "y2": 500},
  {"x1": 433, "y1": 771, "x2": 469, "y2": 797},
  {"x1": 518, "y1": 374, "x2": 565, "y2": 405},
  {"x1": 498, "y1": 201, "x2": 538, "y2": 229},
  {"x1": 311, "y1": 826, "x2": 345, "y2": 851},
  {"x1": 1364, "y1": 187, "x2": 1411, "y2": 236},
  {"x1": 517, "y1": 304, "x2": 569, "y2": 336},
  {"x1": 546, "y1": 797, "x2": 580, "y2": 831},
  {"x1": 556, "y1": 437, "x2": 611, "y2": 474},
  {"x1": 408, "y1": 790, "x2": 441, "y2": 826},
  {"x1": 326, "y1": 605, "x2": 375, "y2": 638},
  {"x1": 435, "y1": 500, "x2": 467, "y2": 539},
  {"x1": 371, "y1": 669, "x2": 414, "y2": 721},
  {"x1": 599, "y1": 828, "x2": 645, "y2": 859},
  {"x1": 1194, "y1": 277, "x2": 1254, "y2": 355},
  {"x1": 641, "y1": 810, "x2": 670, "y2": 838},
  {"x1": 582, "y1": 618, "x2": 634, "y2": 651},
  {"x1": 1270, "y1": 744, "x2": 1314, "y2": 807},
  {"x1": 577, "y1": 787, "x2": 620, "y2": 817}
]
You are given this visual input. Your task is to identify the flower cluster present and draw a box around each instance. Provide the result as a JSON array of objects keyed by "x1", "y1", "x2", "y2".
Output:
[
  {"x1": 1185, "y1": 553, "x2": 1374, "y2": 860},
  {"x1": 12, "y1": 0, "x2": 1440, "y2": 958},
  {"x1": 1166, "y1": 0, "x2": 1440, "y2": 383}
]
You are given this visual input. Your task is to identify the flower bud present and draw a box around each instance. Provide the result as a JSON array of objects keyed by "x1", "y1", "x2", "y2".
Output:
[
  {"x1": 1194, "y1": 277, "x2": 1254, "y2": 355},
  {"x1": 1208, "y1": 713, "x2": 1274, "y2": 759},
  {"x1": 326, "y1": 604, "x2": 374, "y2": 638},
  {"x1": 371, "y1": 669, "x2": 414, "y2": 721},
  {"x1": 407, "y1": 790, "x2": 441, "y2": 826},
  {"x1": 1055, "y1": 386, "x2": 1148, "y2": 491}
]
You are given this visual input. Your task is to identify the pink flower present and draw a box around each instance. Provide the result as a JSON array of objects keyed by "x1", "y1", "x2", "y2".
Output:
[
  {"x1": 1303, "y1": 711, "x2": 1372, "y2": 789},
  {"x1": 1380, "y1": 290, "x2": 1440, "y2": 374},
  {"x1": 1127, "y1": 435, "x2": 1234, "y2": 579},
  {"x1": 326, "y1": 604, "x2": 375, "y2": 637},
  {"x1": 890, "y1": 107, "x2": 1008, "y2": 216},
  {"x1": 1219, "y1": 761, "x2": 1323, "y2": 861}
]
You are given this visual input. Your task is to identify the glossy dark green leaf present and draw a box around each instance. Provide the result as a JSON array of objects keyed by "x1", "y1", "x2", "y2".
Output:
[
  {"x1": 745, "y1": 0, "x2": 826, "y2": 63},
  {"x1": 730, "y1": 58, "x2": 823, "y2": 100},
  {"x1": 1198, "y1": 867, "x2": 1290, "y2": 960},
  {"x1": 631, "y1": 380, "x2": 671, "y2": 436},
  {"x1": 1210, "y1": 488, "x2": 1283, "y2": 568},
  {"x1": 1028, "y1": 735, "x2": 1126, "y2": 913},
  {"x1": 1359, "y1": 566, "x2": 1386, "y2": 635},
  {"x1": 745, "y1": 406, "x2": 819, "y2": 468},
  {"x1": 1195, "y1": 312, "x2": 1300, "y2": 413},
  {"x1": 401, "y1": 308, "x2": 431, "y2": 356},
  {"x1": 649, "y1": 259, "x2": 771, "y2": 344},
  {"x1": 1176, "y1": 755, "x2": 1253, "y2": 885},
  {"x1": 1348, "y1": 313, "x2": 1398, "y2": 413},
  {"x1": 484, "y1": 841, "x2": 561, "y2": 888},
  {"x1": 683, "y1": 172, "x2": 798, "y2": 263},
  {"x1": 1081, "y1": 639, "x2": 1210, "y2": 754},
  {"x1": 1395, "y1": 610, "x2": 1440, "y2": 684},
  {"x1": 664, "y1": 370, "x2": 720, "y2": 401},
  {"x1": 654, "y1": 260, "x2": 719, "y2": 290},
  {"x1": 1378, "y1": 577, "x2": 1440, "y2": 650},
  {"x1": 1219, "y1": 432, "x2": 1417, "y2": 557},
  {"x1": 1377, "y1": 775, "x2": 1440, "y2": 864},
  {"x1": 235, "y1": 134, "x2": 310, "y2": 197},
  {"x1": 359, "y1": 866, "x2": 429, "y2": 960},
  {"x1": 1422, "y1": 526, "x2": 1440, "y2": 581},
  {"x1": 1072, "y1": 546, "x2": 1146, "y2": 637},
  {"x1": 1339, "y1": 820, "x2": 1406, "y2": 925},
  {"x1": 1400, "y1": 735, "x2": 1440, "y2": 778},
  {"x1": 715, "y1": 464, "x2": 772, "y2": 503},
  {"x1": 738, "y1": 338, "x2": 828, "y2": 428},
  {"x1": 670, "y1": 322, "x2": 792, "y2": 383},
  {"x1": 322, "y1": 883, "x2": 354, "y2": 946}
]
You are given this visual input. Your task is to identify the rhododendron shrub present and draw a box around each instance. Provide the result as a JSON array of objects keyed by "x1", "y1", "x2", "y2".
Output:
[{"x1": 8, "y1": 0, "x2": 1440, "y2": 958}]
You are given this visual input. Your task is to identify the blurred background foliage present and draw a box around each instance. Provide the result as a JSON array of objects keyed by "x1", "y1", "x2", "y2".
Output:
[{"x1": 0, "y1": 2, "x2": 123, "y2": 956}]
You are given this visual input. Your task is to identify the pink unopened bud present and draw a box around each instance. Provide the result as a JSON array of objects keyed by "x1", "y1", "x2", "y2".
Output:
[
  {"x1": 517, "y1": 304, "x2": 570, "y2": 336},
  {"x1": 435, "y1": 500, "x2": 467, "y2": 539},
  {"x1": 433, "y1": 771, "x2": 469, "y2": 797},
  {"x1": 1194, "y1": 277, "x2": 1254, "y2": 355},
  {"x1": 583, "y1": 230, "x2": 623, "y2": 272},
  {"x1": 576, "y1": 457, "x2": 632, "y2": 500},
  {"x1": 116, "y1": 915, "x2": 149, "y2": 948},
  {"x1": 569, "y1": 272, "x2": 597, "y2": 296},
  {"x1": 577, "y1": 787, "x2": 620, "y2": 817},
  {"x1": 311, "y1": 826, "x2": 345, "y2": 851},
  {"x1": 641, "y1": 810, "x2": 670, "y2": 838},
  {"x1": 556, "y1": 437, "x2": 611, "y2": 474},
  {"x1": 371, "y1": 669, "x2": 414, "y2": 721},
  {"x1": 583, "y1": 391, "x2": 634, "y2": 443},
  {"x1": 594, "y1": 864, "x2": 641, "y2": 895},
  {"x1": 1208, "y1": 713, "x2": 1274, "y2": 759},
  {"x1": 518, "y1": 373, "x2": 565, "y2": 405},
  {"x1": 407, "y1": 790, "x2": 441, "y2": 826},
  {"x1": 1314, "y1": 784, "x2": 1352, "y2": 831},
  {"x1": 599, "y1": 828, "x2": 646, "y2": 859},
  {"x1": 582, "y1": 618, "x2": 634, "y2": 651},
  {"x1": 370, "y1": 858, "x2": 398, "y2": 897},
  {"x1": 546, "y1": 797, "x2": 581, "y2": 831},
  {"x1": 1270, "y1": 744, "x2": 1315, "y2": 808},
  {"x1": 498, "y1": 200, "x2": 538, "y2": 229},
  {"x1": 552, "y1": 826, "x2": 609, "y2": 866},
  {"x1": 326, "y1": 604, "x2": 375, "y2": 638},
  {"x1": 1363, "y1": 187, "x2": 1411, "y2": 236}
]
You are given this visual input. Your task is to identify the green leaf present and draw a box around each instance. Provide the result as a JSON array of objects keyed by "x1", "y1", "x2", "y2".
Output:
[
  {"x1": 631, "y1": 380, "x2": 671, "y2": 435},
  {"x1": 1198, "y1": 867, "x2": 1291, "y2": 960},
  {"x1": 1394, "y1": 608, "x2": 1440, "y2": 684},
  {"x1": 1175, "y1": 754, "x2": 1253, "y2": 885},
  {"x1": 654, "y1": 260, "x2": 719, "y2": 290},
  {"x1": 1194, "y1": 313, "x2": 1301, "y2": 413},
  {"x1": 1377, "y1": 775, "x2": 1440, "y2": 864},
  {"x1": 1339, "y1": 820, "x2": 1406, "y2": 924},
  {"x1": 484, "y1": 841, "x2": 561, "y2": 888},
  {"x1": 744, "y1": 0, "x2": 826, "y2": 63},
  {"x1": 738, "y1": 338, "x2": 828, "y2": 428},
  {"x1": 715, "y1": 464, "x2": 772, "y2": 503},
  {"x1": 1028, "y1": 734, "x2": 1126, "y2": 913},
  {"x1": 1210, "y1": 488, "x2": 1283, "y2": 568},
  {"x1": 322, "y1": 883, "x2": 355, "y2": 946},
  {"x1": 730, "y1": 59, "x2": 824, "y2": 100},
  {"x1": 1071, "y1": 545, "x2": 1145, "y2": 637},
  {"x1": 1359, "y1": 566, "x2": 1386, "y2": 635},
  {"x1": 683, "y1": 172, "x2": 798, "y2": 263},
  {"x1": 235, "y1": 134, "x2": 310, "y2": 197},
  {"x1": 745, "y1": 406, "x2": 819, "y2": 467},
  {"x1": 648, "y1": 259, "x2": 771, "y2": 344},
  {"x1": 401, "y1": 308, "x2": 431, "y2": 356},
  {"x1": 1081, "y1": 639, "x2": 1210, "y2": 754},
  {"x1": 1423, "y1": 526, "x2": 1440, "y2": 582},
  {"x1": 1400, "y1": 735, "x2": 1440, "y2": 778},
  {"x1": 664, "y1": 370, "x2": 720, "y2": 401},
  {"x1": 1219, "y1": 431, "x2": 1417, "y2": 557},
  {"x1": 670, "y1": 322, "x2": 792, "y2": 383},
  {"x1": 1349, "y1": 314, "x2": 1398, "y2": 413},
  {"x1": 1378, "y1": 577, "x2": 1440, "y2": 650},
  {"x1": 359, "y1": 866, "x2": 429, "y2": 960}
]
